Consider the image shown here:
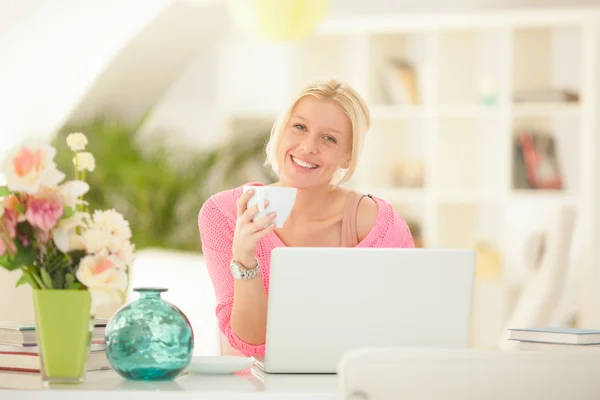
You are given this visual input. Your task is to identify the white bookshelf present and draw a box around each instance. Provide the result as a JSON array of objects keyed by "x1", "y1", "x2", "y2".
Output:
[{"x1": 218, "y1": 8, "x2": 600, "y2": 347}]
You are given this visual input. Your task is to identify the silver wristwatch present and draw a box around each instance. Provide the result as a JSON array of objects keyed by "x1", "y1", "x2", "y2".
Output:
[{"x1": 230, "y1": 258, "x2": 260, "y2": 280}]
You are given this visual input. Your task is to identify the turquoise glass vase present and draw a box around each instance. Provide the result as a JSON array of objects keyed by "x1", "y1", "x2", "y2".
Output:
[{"x1": 105, "y1": 288, "x2": 194, "y2": 381}]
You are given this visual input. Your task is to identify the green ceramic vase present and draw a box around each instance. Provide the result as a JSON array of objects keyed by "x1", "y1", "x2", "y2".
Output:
[{"x1": 32, "y1": 289, "x2": 93, "y2": 384}]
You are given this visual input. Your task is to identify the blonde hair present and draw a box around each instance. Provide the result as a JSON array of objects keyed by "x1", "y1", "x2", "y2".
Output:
[{"x1": 264, "y1": 78, "x2": 371, "y2": 186}]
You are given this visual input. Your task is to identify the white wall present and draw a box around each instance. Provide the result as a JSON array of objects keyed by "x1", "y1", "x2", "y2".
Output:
[
  {"x1": 69, "y1": 2, "x2": 228, "y2": 129},
  {"x1": 0, "y1": 0, "x2": 173, "y2": 156},
  {"x1": 139, "y1": 45, "x2": 223, "y2": 150},
  {"x1": 0, "y1": 0, "x2": 49, "y2": 39}
]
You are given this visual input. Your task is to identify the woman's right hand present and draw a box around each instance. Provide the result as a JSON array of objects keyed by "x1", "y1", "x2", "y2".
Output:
[{"x1": 231, "y1": 189, "x2": 277, "y2": 268}]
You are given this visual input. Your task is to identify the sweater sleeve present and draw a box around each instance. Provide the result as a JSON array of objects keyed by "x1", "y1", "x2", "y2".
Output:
[
  {"x1": 198, "y1": 195, "x2": 266, "y2": 357},
  {"x1": 372, "y1": 199, "x2": 415, "y2": 248},
  {"x1": 388, "y1": 209, "x2": 415, "y2": 248}
]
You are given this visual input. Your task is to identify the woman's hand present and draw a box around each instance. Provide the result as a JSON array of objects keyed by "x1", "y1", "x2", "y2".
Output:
[{"x1": 231, "y1": 189, "x2": 277, "y2": 268}]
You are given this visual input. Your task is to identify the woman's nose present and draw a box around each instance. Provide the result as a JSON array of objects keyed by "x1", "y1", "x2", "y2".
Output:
[{"x1": 299, "y1": 134, "x2": 319, "y2": 154}]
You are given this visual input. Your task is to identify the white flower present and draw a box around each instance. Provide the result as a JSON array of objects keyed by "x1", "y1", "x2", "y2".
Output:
[
  {"x1": 3, "y1": 143, "x2": 65, "y2": 194},
  {"x1": 90, "y1": 209, "x2": 131, "y2": 240},
  {"x1": 82, "y1": 228, "x2": 112, "y2": 254},
  {"x1": 66, "y1": 133, "x2": 88, "y2": 152},
  {"x1": 57, "y1": 180, "x2": 89, "y2": 208},
  {"x1": 51, "y1": 212, "x2": 90, "y2": 253},
  {"x1": 109, "y1": 238, "x2": 135, "y2": 266},
  {"x1": 76, "y1": 253, "x2": 128, "y2": 306},
  {"x1": 73, "y1": 152, "x2": 95, "y2": 172}
]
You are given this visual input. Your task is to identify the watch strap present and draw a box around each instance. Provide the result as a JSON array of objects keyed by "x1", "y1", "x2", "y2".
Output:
[{"x1": 231, "y1": 259, "x2": 260, "y2": 280}]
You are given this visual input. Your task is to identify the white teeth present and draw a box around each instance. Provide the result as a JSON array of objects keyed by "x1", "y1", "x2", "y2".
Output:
[{"x1": 292, "y1": 157, "x2": 317, "y2": 169}]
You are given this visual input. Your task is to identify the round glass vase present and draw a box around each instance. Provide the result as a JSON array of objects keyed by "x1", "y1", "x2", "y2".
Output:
[{"x1": 105, "y1": 288, "x2": 194, "y2": 381}]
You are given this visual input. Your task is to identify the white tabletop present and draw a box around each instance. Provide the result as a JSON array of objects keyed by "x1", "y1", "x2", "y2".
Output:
[{"x1": 0, "y1": 368, "x2": 340, "y2": 399}]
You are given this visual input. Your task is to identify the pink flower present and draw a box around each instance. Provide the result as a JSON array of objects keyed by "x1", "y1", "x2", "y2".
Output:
[
  {"x1": 34, "y1": 230, "x2": 50, "y2": 246},
  {"x1": 2, "y1": 143, "x2": 65, "y2": 194},
  {"x1": 25, "y1": 197, "x2": 63, "y2": 232},
  {"x1": 0, "y1": 236, "x2": 16, "y2": 257},
  {"x1": 76, "y1": 253, "x2": 127, "y2": 306},
  {"x1": 4, "y1": 195, "x2": 27, "y2": 223},
  {"x1": 3, "y1": 209, "x2": 18, "y2": 239}
]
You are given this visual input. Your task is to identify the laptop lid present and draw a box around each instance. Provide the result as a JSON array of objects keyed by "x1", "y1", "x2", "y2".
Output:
[{"x1": 262, "y1": 248, "x2": 476, "y2": 373}]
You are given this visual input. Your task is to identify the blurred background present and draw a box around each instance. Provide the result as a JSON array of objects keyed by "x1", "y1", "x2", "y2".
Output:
[{"x1": 1, "y1": 0, "x2": 600, "y2": 354}]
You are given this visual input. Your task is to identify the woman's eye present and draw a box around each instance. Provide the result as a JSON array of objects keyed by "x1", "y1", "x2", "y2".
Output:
[
  {"x1": 294, "y1": 123, "x2": 307, "y2": 131},
  {"x1": 324, "y1": 136, "x2": 337, "y2": 143}
]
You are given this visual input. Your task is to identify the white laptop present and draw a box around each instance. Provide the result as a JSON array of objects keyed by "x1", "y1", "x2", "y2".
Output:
[{"x1": 254, "y1": 247, "x2": 476, "y2": 374}]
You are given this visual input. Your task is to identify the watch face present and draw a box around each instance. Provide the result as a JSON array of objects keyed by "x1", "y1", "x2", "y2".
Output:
[{"x1": 230, "y1": 263, "x2": 243, "y2": 279}]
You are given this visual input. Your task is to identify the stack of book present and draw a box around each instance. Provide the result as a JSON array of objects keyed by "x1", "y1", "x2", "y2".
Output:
[
  {"x1": 0, "y1": 319, "x2": 111, "y2": 373},
  {"x1": 508, "y1": 327, "x2": 600, "y2": 351}
]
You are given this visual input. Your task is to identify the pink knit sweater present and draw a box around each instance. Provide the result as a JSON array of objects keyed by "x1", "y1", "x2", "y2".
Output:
[{"x1": 197, "y1": 183, "x2": 415, "y2": 356}]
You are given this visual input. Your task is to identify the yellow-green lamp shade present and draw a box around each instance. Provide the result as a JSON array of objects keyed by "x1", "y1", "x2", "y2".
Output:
[{"x1": 227, "y1": 0, "x2": 329, "y2": 42}]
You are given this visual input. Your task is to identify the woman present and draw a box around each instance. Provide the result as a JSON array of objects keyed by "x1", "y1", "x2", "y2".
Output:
[{"x1": 198, "y1": 79, "x2": 414, "y2": 357}]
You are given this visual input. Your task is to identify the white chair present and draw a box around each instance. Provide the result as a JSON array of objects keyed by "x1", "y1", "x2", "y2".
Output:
[
  {"x1": 338, "y1": 348, "x2": 600, "y2": 400},
  {"x1": 498, "y1": 205, "x2": 577, "y2": 349},
  {"x1": 126, "y1": 248, "x2": 221, "y2": 356}
]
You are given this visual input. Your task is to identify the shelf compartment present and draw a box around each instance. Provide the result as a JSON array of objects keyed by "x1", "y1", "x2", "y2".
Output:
[
  {"x1": 355, "y1": 119, "x2": 429, "y2": 189},
  {"x1": 437, "y1": 29, "x2": 509, "y2": 106},
  {"x1": 367, "y1": 33, "x2": 436, "y2": 106},
  {"x1": 511, "y1": 115, "x2": 581, "y2": 195},
  {"x1": 512, "y1": 26, "x2": 582, "y2": 106},
  {"x1": 435, "y1": 117, "x2": 507, "y2": 193}
]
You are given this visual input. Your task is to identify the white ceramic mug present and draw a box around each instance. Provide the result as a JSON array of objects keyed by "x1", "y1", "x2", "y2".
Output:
[{"x1": 243, "y1": 185, "x2": 297, "y2": 228}]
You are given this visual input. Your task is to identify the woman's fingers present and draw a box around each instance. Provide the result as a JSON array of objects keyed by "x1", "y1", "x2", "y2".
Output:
[
  {"x1": 236, "y1": 189, "x2": 255, "y2": 216},
  {"x1": 241, "y1": 204, "x2": 260, "y2": 224},
  {"x1": 249, "y1": 211, "x2": 277, "y2": 233},
  {"x1": 241, "y1": 200, "x2": 270, "y2": 224},
  {"x1": 252, "y1": 220, "x2": 277, "y2": 240}
]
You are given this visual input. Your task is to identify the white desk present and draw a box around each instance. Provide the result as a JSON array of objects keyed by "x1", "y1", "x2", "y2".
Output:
[{"x1": 0, "y1": 368, "x2": 339, "y2": 400}]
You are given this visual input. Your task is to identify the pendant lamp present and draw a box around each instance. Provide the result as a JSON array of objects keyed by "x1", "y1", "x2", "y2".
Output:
[{"x1": 226, "y1": 0, "x2": 329, "y2": 42}]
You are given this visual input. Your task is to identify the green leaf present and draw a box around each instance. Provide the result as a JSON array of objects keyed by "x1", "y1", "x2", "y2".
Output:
[
  {"x1": 61, "y1": 206, "x2": 75, "y2": 220},
  {"x1": 65, "y1": 273, "x2": 75, "y2": 288},
  {"x1": 15, "y1": 273, "x2": 28, "y2": 287},
  {"x1": 68, "y1": 281, "x2": 84, "y2": 290},
  {"x1": 40, "y1": 268, "x2": 53, "y2": 289},
  {"x1": 13, "y1": 203, "x2": 25, "y2": 214},
  {"x1": 0, "y1": 186, "x2": 10, "y2": 197},
  {"x1": 12, "y1": 240, "x2": 36, "y2": 269},
  {"x1": 29, "y1": 269, "x2": 45, "y2": 289},
  {"x1": 0, "y1": 252, "x2": 18, "y2": 271},
  {"x1": 16, "y1": 270, "x2": 37, "y2": 288}
]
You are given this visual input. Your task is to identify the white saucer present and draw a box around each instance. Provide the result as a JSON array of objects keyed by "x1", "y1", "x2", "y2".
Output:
[{"x1": 186, "y1": 356, "x2": 255, "y2": 375}]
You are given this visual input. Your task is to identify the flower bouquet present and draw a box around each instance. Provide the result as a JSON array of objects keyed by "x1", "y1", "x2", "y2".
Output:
[{"x1": 0, "y1": 133, "x2": 134, "y2": 383}]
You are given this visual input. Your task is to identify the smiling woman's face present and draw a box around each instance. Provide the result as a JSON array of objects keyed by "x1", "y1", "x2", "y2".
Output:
[{"x1": 276, "y1": 96, "x2": 353, "y2": 189}]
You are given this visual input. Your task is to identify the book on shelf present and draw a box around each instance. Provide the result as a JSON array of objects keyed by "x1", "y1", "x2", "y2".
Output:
[
  {"x1": 0, "y1": 343, "x2": 110, "y2": 373},
  {"x1": 512, "y1": 130, "x2": 563, "y2": 190},
  {"x1": 0, "y1": 319, "x2": 108, "y2": 347},
  {"x1": 513, "y1": 88, "x2": 579, "y2": 103},
  {"x1": 382, "y1": 58, "x2": 420, "y2": 105},
  {"x1": 518, "y1": 341, "x2": 600, "y2": 351},
  {"x1": 508, "y1": 327, "x2": 600, "y2": 345}
]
